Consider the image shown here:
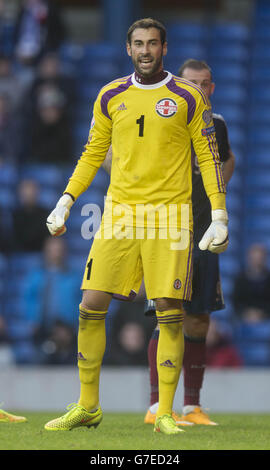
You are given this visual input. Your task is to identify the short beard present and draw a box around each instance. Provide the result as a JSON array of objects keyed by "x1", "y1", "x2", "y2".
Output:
[{"x1": 132, "y1": 55, "x2": 163, "y2": 78}]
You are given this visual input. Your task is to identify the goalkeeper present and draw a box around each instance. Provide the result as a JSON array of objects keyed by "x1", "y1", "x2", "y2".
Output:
[{"x1": 44, "y1": 19, "x2": 228, "y2": 436}]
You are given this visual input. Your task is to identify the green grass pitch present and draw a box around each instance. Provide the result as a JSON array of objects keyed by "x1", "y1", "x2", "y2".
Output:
[{"x1": 0, "y1": 412, "x2": 270, "y2": 451}]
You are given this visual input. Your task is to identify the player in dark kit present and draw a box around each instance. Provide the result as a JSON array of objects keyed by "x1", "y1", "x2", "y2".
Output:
[{"x1": 144, "y1": 59, "x2": 235, "y2": 426}]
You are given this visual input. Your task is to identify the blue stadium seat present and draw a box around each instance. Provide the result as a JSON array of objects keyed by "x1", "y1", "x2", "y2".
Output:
[
  {"x1": 80, "y1": 60, "x2": 121, "y2": 81},
  {"x1": 249, "y1": 105, "x2": 270, "y2": 123},
  {"x1": 247, "y1": 148, "x2": 270, "y2": 167},
  {"x1": 211, "y1": 63, "x2": 247, "y2": 83},
  {"x1": 167, "y1": 22, "x2": 209, "y2": 42},
  {"x1": 219, "y1": 253, "x2": 240, "y2": 276},
  {"x1": 211, "y1": 22, "x2": 250, "y2": 42},
  {"x1": 59, "y1": 42, "x2": 84, "y2": 64},
  {"x1": 38, "y1": 187, "x2": 59, "y2": 209},
  {"x1": 0, "y1": 253, "x2": 8, "y2": 274},
  {"x1": 9, "y1": 253, "x2": 42, "y2": 276},
  {"x1": 211, "y1": 85, "x2": 247, "y2": 105},
  {"x1": 250, "y1": 64, "x2": 270, "y2": 81},
  {"x1": 225, "y1": 193, "x2": 242, "y2": 213},
  {"x1": 83, "y1": 42, "x2": 120, "y2": 60},
  {"x1": 248, "y1": 126, "x2": 270, "y2": 145},
  {"x1": 0, "y1": 164, "x2": 18, "y2": 186},
  {"x1": 208, "y1": 44, "x2": 249, "y2": 62},
  {"x1": 225, "y1": 126, "x2": 245, "y2": 146},
  {"x1": 77, "y1": 81, "x2": 105, "y2": 101},
  {"x1": 250, "y1": 86, "x2": 270, "y2": 102},
  {"x1": 234, "y1": 321, "x2": 270, "y2": 366},
  {"x1": 166, "y1": 43, "x2": 206, "y2": 62},
  {"x1": 245, "y1": 171, "x2": 270, "y2": 189},
  {"x1": 21, "y1": 164, "x2": 64, "y2": 188},
  {"x1": 238, "y1": 343, "x2": 270, "y2": 366},
  {"x1": 0, "y1": 188, "x2": 16, "y2": 209},
  {"x1": 246, "y1": 193, "x2": 270, "y2": 210},
  {"x1": 11, "y1": 341, "x2": 39, "y2": 364},
  {"x1": 244, "y1": 215, "x2": 270, "y2": 232}
]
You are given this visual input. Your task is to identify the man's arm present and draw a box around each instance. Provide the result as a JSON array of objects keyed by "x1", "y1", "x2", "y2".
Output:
[
  {"x1": 188, "y1": 93, "x2": 228, "y2": 253},
  {"x1": 46, "y1": 93, "x2": 112, "y2": 236},
  {"x1": 222, "y1": 149, "x2": 235, "y2": 185},
  {"x1": 102, "y1": 145, "x2": 112, "y2": 175}
]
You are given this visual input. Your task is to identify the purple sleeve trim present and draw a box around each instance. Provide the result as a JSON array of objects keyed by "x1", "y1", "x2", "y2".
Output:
[
  {"x1": 166, "y1": 77, "x2": 196, "y2": 124},
  {"x1": 100, "y1": 76, "x2": 133, "y2": 119}
]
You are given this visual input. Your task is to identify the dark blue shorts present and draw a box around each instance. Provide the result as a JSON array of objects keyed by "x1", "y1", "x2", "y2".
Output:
[
  {"x1": 144, "y1": 245, "x2": 225, "y2": 316},
  {"x1": 183, "y1": 245, "x2": 225, "y2": 315}
]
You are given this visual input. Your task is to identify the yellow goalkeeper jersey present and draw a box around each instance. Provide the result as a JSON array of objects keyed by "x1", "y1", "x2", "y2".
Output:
[{"x1": 65, "y1": 71, "x2": 225, "y2": 229}]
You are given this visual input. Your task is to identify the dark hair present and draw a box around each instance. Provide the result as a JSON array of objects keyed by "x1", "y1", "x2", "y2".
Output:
[
  {"x1": 127, "y1": 18, "x2": 167, "y2": 45},
  {"x1": 178, "y1": 58, "x2": 213, "y2": 80}
]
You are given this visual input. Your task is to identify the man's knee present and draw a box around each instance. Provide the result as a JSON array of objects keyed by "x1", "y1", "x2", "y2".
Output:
[
  {"x1": 155, "y1": 297, "x2": 183, "y2": 312},
  {"x1": 81, "y1": 290, "x2": 112, "y2": 311},
  {"x1": 184, "y1": 313, "x2": 210, "y2": 339}
]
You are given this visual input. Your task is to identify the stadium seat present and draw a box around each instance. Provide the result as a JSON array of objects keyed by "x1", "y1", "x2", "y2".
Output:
[
  {"x1": 77, "y1": 81, "x2": 105, "y2": 101},
  {"x1": 248, "y1": 126, "x2": 270, "y2": 145},
  {"x1": 247, "y1": 148, "x2": 270, "y2": 167},
  {"x1": 219, "y1": 254, "x2": 240, "y2": 276},
  {"x1": 79, "y1": 60, "x2": 121, "y2": 81},
  {"x1": 59, "y1": 42, "x2": 84, "y2": 64},
  {"x1": 38, "y1": 188, "x2": 59, "y2": 209},
  {"x1": 238, "y1": 343, "x2": 270, "y2": 366},
  {"x1": 246, "y1": 193, "x2": 270, "y2": 210},
  {"x1": 245, "y1": 171, "x2": 270, "y2": 189},
  {"x1": 249, "y1": 105, "x2": 270, "y2": 124},
  {"x1": 167, "y1": 22, "x2": 209, "y2": 42},
  {"x1": 211, "y1": 22, "x2": 250, "y2": 42},
  {"x1": 211, "y1": 63, "x2": 247, "y2": 84},
  {"x1": 211, "y1": 85, "x2": 247, "y2": 105},
  {"x1": 0, "y1": 164, "x2": 18, "y2": 186},
  {"x1": 166, "y1": 43, "x2": 207, "y2": 62},
  {"x1": 208, "y1": 43, "x2": 249, "y2": 62},
  {"x1": 0, "y1": 188, "x2": 16, "y2": 209},
  {"x1": 20, "y1": 164, "x2": 65, "y2": 189},
  {"x1": 83, "y1": 42, "x2": 120, "y2": 60},
  {"x1": 9, "y1": 253, "x2": 42, "y2": 277},
  {"x1": 250, "y1": 86, "x2": 270, "y2": 102}
]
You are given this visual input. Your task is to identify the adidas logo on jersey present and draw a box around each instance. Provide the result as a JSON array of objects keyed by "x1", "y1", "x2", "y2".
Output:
[
  {"x1": 117, "y1": 102, "x2": 127, "y2": 111},
  {"x1": 78, "y1": 352, "x2": 87, "y2": 361},
  {"x1": 160, "y1": 359, "x2": 176, "y2": 368}
]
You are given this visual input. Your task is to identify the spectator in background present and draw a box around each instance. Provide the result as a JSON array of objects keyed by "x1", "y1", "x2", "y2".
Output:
[
  {"x1": 40, "y1": 319, "x2": 77, "y2": 365},
  {"x1": 13, "y1": 0, "x2": 66, "y2": 67},
  {"x1": 28, "y1": 84, "x2": 73, "y2": 164},
  {"x1": 0, "y1": 92, "x2": 23, "y2": 166},
  {"x1": 106, "y1": 299, "x2": 156, "y2": 367},
  {"x1": 0, "y1": 54, "x2": 29, "y2": 113},
  {"x1": 27, "y1": 52, "x2": 76, "y2": 121},
  {"x1": 232, "y1": 243, "x2": 270, "y2": 323},
  {"x1": 206, "y1": 319, "x2": 243, "y2": 368},
  {"x1": 23, "y1": 236, "x2": 81, "y2": 347},
  {"x1": 11, "y1": 179, "x2": 49, "y2": 252}
]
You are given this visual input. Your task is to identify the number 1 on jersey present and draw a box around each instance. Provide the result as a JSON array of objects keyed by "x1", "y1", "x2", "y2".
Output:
[{"x1": 136, "y1": 115, "x2": 145, "y2": 137}]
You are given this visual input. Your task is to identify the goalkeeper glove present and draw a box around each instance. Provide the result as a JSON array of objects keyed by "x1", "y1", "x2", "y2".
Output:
[
  {"x1": 46, "y1": 194, "x2": 74, "y2": 236},
  {"x1": 199, "y1": 209, "x2": 228, "y2": 254}
]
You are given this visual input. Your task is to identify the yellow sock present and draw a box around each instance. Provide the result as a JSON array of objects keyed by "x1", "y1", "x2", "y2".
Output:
[
  {"x1": 77, "y1": 304, "x2": 107, "y2": 411},
  {"x1": 155, "y1": 309, "x2": 184, "y2": 417}
]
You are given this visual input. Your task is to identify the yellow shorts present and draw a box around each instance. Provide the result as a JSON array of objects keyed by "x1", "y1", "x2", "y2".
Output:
[{"x1": 81, "y1": 223, "x2": 193, "y2": 300}]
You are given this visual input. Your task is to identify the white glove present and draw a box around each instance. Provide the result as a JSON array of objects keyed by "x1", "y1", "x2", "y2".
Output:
[
  {"x1": 46, "y1": 194, "x2": 74, "y2": 236},
  {"x1": 199, "y1": 209, "x2": 228, "y2": 254}
]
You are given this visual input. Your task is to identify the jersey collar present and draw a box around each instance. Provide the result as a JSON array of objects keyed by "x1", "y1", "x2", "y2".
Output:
[{"x1": 131, "y1": 71, "x2": 172, "y2": 89}]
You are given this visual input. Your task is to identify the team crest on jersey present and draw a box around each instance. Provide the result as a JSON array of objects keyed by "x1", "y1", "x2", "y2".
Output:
[
  {"x1": 202, "y1": 109, "x2": 213, "y2": 125},
  {"x1": 173, "y1": 279, "x2": 182, "y2": 290},
  {"x1": 156, "y1": 98, "x2": 178, "y2": 117}
]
